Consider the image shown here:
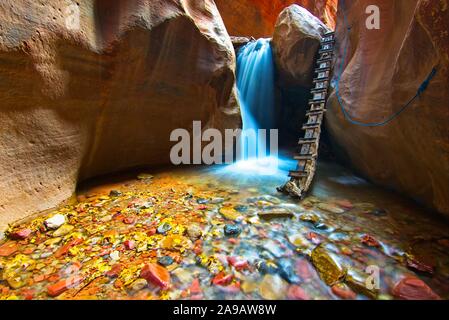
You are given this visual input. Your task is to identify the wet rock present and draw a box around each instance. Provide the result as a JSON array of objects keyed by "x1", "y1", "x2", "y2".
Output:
[
  {"x1": 210, "y1": 198, "x2": 225, "y2": 204},
  {"x1": 140, "y1": 263, "x2": 171, "y2": 290},
  {"x1": 197, "y1": 198, "x2": 209, "y2": 205},
  {"x1": 47, "y1": 275, "x2": 84, "y2": 297},
  {"x1": 9, "y1": 228, "x2": 33, "y2": 240},
  {"x1": 157, "y1": 222, "x2": 172, "y2": 235},
  {"x1": 361, "y1": 234, "x2": 381, "y2": 248},
  {"x1": 137, "y1": 173, "x2": 153, "y2": 180},
  {"x1": 258, "y1": 208, "x2": 294, "y2": 220},
  {"x1": 124, "y1": 240, "x2": 135, "y2": 250},
  {"x1": 172, "y1": 268, "x2": 193, "y2": 284},
  {"x1": 187, "y1": 224, "x2": 203, "y2": 240},
  {"x1": 287, "y1": 285, "x2": 309, "y2": 300},
  {"x1": 332, "y1": 283, "x2": 357, "y2": 300},
  {"x1": 346, "y1": 269, "x2": 378, "y2": 299},
  {"x1": 160, "y1": 235, "x2": 192, "y2": 251},
  {"x1": 234, "y1": 205, "x2": 248, "y2": 213},
  {"x1": 258, "y1": 274, "x2": 288, "y2": 300},
  {"x1": 227, "y1": 256, "x2": 249, "y2": 271},
  {"x1": 45, "y1": 214, "x2": 66, "y2": 230},
  {"x1": 128, "y1": 278, "x2": 148, "y2": 293},
  {"x1": 392, "y1": 276, "x2": 441, "y2": 300},
  {"x1": 224, "y1": 224, "x2": 241, "y2": 237},
  {"x1": 241, "y1": 279, "x2": 258, "y2": 294},
  {"x1": 109, "y1": 190, "x2": 123, "y2": 197},
  {"x1": 278, "y1": 258, "x2": 301, "y2": 284},
  {"x1": 405, "y1": 255, "x2": 435, "y2": 275},
  {"x1": 212, "y1": 272, "x2": 233, "y2": 286},
  {"x1": 311, "y1": 245, "x2": 346, "y2": 286},
  {"x1": 256, "y1": 260, "x2": 279, "y2": 275},
  {"x1": 109, "y1": 251, "x2": 120, "y2": 261},
  {"x1": 53, "y1": 224, "x2": 74, "y2": 237},
  {"x1": 158, "y1": 256, "x2": 174, "y2": 267},
  {"x1": 219, "y1": 207, "x2": 242, "y2": 221},
  {"x1": 317, "y1": 203, "x2": 346, "y2": 214},
  {"x1": 0, "y1": 241, "x2": 18, "y2": 257},
  {"x1": 299, "y1": 213, "x2": 320, "y2": 224}
]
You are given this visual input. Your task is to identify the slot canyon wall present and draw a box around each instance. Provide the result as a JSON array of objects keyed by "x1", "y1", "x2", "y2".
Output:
[
  {"x1": 0, "y1": 0, "x2": 241, "y2": 229},
  {"x1": 327, "y1": 0, "x2": 449, "y2": 216},
  {"x1": 214, "y1": 0, "x2": 338, "y2": 37}
]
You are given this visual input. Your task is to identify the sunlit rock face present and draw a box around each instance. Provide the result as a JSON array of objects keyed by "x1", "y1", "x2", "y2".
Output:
[
  {"x1": 272, "y1": 5, "x2": 329, "y2": 146},
  {"x1": 273, "y1": 5, "x2": 330, "y2": 88},
  {"x1": 327, "y1": 0, "x2": 449, "y2": 216},
  {"x1": 214, "y1": 0, "x2": 337, "y2": 37},
  {"x1": 0, "y1": 0, "x2": 241, "y2": 229}
]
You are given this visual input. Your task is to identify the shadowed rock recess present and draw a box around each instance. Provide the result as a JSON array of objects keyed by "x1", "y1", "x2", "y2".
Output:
[
  {"x1": 0, "y1": 0, "x2": 241, "y2": 229},
  {"x1": 327, "y1": 0, "x2": 449, "y2": 217}
]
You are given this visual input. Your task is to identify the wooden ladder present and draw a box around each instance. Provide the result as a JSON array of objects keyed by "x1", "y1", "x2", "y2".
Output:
[{"x1": 278, "y1": 32, "x2": 335, "y2": 198}]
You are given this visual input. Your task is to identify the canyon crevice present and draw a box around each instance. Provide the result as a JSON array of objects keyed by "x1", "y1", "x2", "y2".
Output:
[{"x1": 0, "y1": 0, "x2": 241, "y2": 229}]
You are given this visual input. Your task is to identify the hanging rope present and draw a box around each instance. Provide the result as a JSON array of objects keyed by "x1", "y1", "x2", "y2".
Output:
[{"x1": 334, "y1": 0, "x2": 438, "y2": 127}]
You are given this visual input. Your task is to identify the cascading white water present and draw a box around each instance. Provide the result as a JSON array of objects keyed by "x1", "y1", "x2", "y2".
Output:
[{"x1": 217, "y1": 38, "x2": 295, "y2": 177}]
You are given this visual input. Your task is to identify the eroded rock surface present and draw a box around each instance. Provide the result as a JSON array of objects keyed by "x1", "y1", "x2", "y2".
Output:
[
  {"x1": 0, "y1": 0, "x2": 241, "y2": 229},
  {"x1": 215, "y1": 0, "x2": 337, "y2": 38},
  {"x1": 273, "y1": 5, "x2": 330, "y2": 88},
  {"x1": 326, "y1": 0, "x2": 449, "y2": 216}
]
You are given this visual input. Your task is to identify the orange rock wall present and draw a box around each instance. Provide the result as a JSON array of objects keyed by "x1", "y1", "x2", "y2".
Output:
[
  {"x1": 215, "y1": 0, "x2": 338, "y2": 37},
  {"x1": 327, "y1": 0, "x2": 449, "y2": 216}
]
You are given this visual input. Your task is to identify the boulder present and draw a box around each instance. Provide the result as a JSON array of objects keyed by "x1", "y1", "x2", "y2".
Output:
[
  {"x1": 215, "y1": 0, "x2": 337, "y2": 38},
  {"x1": 273, "y1": 5, "x2": 331, "y2": 88},
  {"x1": 326, "y1": 0, "x2": 449, "y2": 216},
  {"x1": 0, "y1": 0, "x2": 241, "y2": 230}
]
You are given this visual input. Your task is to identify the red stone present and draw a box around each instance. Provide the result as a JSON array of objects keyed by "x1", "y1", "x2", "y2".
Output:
[
  {"x1": 54, "y1": 238, "x2": 83, "y2": 258},
  {"x1": 392, "y1": 276, "x2": 441, "y2": 300},
  {"x1": 406, "y1": 257, "x2": 435, "y2": 274},
  {"x1": 295, "y1": 258, "x2": 315, "y2": 281},
  {"x1": 287, "y1": 285, "x2": 309, "y2": 300},
  {"x1": 332, "y1": 284, "x2": 357, "y2": 300},
  {"x1": 106, "y1": 264, "x2": 124, "y2": 278},
  {"x1": 227, "y1": 256, "x2": 249, "y2": 271},
  {"x1": 361, "y1": 234, "x2": 381, "y2": 247},
  {"x1": 124, "y1": 240, "x2": 135, "y2": 250},
  {"x1": 306, "y1": 232, "x2": 322, "y2": 245},
  {"x1": 212, "y1": 272, "x2": 233, "y2": 286},
  {"x1": 334, "y1": 199, "x2": 354, "y2": 210},
  {"x1": 190, "y1": 278, "x2": 202, "y2": 295},
  {"x1": 47, "y1": 275, "x2": 83, "y2": 297},
  {"x1": 123, "y1": 217, "x2": 136, "y2": 225},
  {"x1": 0, "y1": 241, "x2": 18, "y2": 257},
  {"x1": 9, "y1": 228, "x2": 33, "y2": 240},
  {"x1": 140, "y1": 263, "x2": 171, "y2": 289},
  {"x1": 147, "y1": 228, "x2": 156, "y2": 236}
]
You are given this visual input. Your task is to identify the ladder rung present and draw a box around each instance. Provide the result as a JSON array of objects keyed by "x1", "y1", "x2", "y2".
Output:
[
  {"x1": 294, "y1": 154, "x2": 317, "y2": 161},
  {"x1": 315, "y1": 66, "x2": 331, "y2": 72},
  {"x1": 298, "y1": 137, "x2": 318, "y2": 144},
  {"x1": 303, "y1": 123, "x2": 321, "y2": 130},
  {"x1": 289, "y1": 171, "x2": 309, "y2": 178},
  {"x1": 306, "y1": 109, "x2": 326, "y2": 116},
  {"x1": 309, "y1": 99, "x2": 326, "y2": 104}
]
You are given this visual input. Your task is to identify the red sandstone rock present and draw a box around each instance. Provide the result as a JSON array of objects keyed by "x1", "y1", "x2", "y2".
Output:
[
  {"x1": 287, "y1": 285, "x2": 309, "y2": 300},
  {"x1": 140, "y1": 263, "x2": 171, "y2": 290},
  {"x1": 392, "y1": 276, "x2": 441, "y2": 300},
  {"x1": 0, "y1": 241, "x2": 18, "y2": 257},
  {"x1": 273, "y1": 5, "x2": 331, "y2": 88},
  {"x1": 0, "y1": 0, "x2": 241, "y2": 230},
  {"x1": 47, "y1": 275, "x2": 84, "y2": 297},
  {"x1": 9, "y1": 228, "x2": 33, "y2": 240},
  {"x1": 215, "y1": 0, "x2": 337, "y2": 37},
  {"x1": 327, "y1": 0, "x2": 449, "y2": 217}
]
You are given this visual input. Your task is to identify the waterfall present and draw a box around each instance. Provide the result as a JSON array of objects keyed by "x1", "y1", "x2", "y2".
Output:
[
  {"x1": 213, "y1": 38, "x2": 296, "y2": 178},
  {"x1": 236, "y1": 38, "x2": 276, "y2": 160}
]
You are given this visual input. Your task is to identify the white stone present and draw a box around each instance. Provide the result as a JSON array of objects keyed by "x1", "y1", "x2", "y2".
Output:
[{"x1": 45, "y1": 214, "x2": 66, "y2": 230}]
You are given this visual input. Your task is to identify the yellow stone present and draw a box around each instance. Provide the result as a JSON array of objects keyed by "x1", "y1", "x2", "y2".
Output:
[
  {"x1": 311, "y1": 245, "x2": 346, "y2": 286},
  {"x1": 219, "y1": 206, "x2": 242, "y2": 221}
]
